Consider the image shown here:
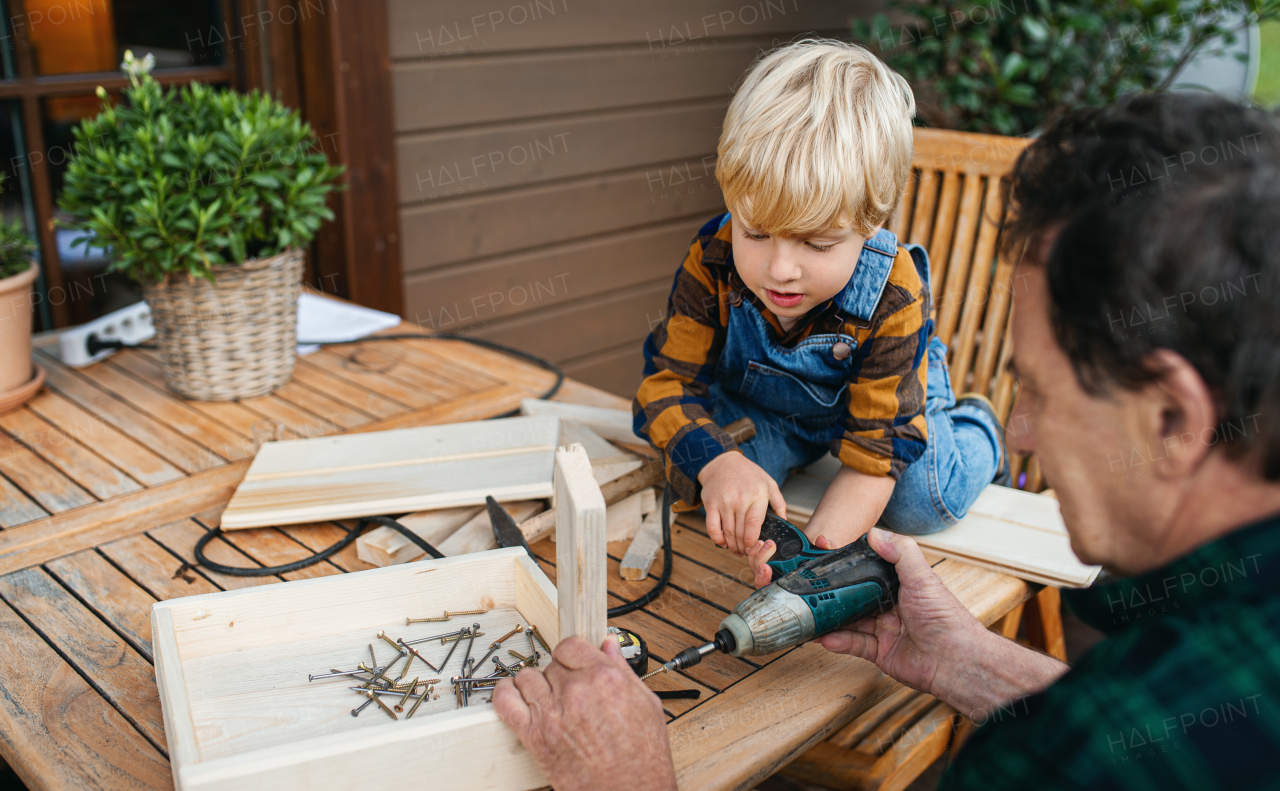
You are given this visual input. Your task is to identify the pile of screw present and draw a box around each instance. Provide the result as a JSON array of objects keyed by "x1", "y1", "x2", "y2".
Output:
[{"x1": 306, "y1": 608, "x2": 553, "y2": 720}]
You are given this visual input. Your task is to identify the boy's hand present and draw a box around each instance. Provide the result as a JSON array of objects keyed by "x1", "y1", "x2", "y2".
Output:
[
  {"x1": 747, "y1": 533, "x2": 836, "y2": 588},
  {"x1": 697, "y1": 452, "x2": 786, "y2": 557}
]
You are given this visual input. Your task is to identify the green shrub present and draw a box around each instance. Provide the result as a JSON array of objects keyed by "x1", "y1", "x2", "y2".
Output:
[
  {"x1": 59, "y1": 51, "x2": 343, "y2": 283},
  {"x1": 0, "y1": 175, "x2": 35, "y2": 280},
  {"x1": 856, "y1": 0, "x2": 1280, "y2": 136}
]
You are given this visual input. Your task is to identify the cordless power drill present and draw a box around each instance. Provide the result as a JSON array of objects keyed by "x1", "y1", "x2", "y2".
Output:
[{"x1": 647, "y1": 514, "x2": 899, "y2": 675}]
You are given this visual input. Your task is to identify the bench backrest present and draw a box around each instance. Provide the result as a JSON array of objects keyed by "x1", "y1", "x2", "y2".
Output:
[{"x1": 890, "y1": 128, "x2": 1042, "y2": 490}]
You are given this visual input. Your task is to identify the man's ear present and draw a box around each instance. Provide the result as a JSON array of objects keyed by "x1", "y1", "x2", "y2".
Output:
[{"x1": 1141, "y1": 348, "x2": 1218, "y2": 480}]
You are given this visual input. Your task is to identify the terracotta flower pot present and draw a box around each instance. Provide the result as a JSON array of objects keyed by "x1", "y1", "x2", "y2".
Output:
[{"x1": 0, "y1": 263, "x2": 42, "y2": 411}]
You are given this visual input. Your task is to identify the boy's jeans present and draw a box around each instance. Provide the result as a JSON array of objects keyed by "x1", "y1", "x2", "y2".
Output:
[{"x1": 710, "y1": 336, "x2": 1002, "y2": 535}]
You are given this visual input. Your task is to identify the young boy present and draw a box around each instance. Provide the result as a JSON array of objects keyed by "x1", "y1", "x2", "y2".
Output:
[{"x1": 633, "y1": 40, "x2": 1009, "y2": 587}]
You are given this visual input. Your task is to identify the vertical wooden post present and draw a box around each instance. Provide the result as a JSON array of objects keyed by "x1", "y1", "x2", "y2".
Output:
[
  {"x1": 1024, "y1": 586, "x2": 1067, "y2": 661},
  {"x1": 555, "y1": 443, "x2": 607, "y2": 649}
]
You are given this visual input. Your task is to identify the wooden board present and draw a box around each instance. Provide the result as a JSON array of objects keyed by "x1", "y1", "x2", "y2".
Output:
[
  {"x1": 554, "y1": 445, "x2": 608, "y2": 648},
  {"x1": 152, "y1": 548, "x2": 559, "y2": 791},
  {"x1": 221, "y1": 415, "x2": 561, "y2": 529},
  {"x1": 437, "y1": 498, "x2": 545, "y2": 556},
  {"x1": 356, "y1": 505, "x2": 482, "y2": 567},
  {"x1": 781, "y1": 466, "x2": 1099, "y2": 588},
  {"x1": 521, "y1": 398, "x2": 642, "y2": 444}
]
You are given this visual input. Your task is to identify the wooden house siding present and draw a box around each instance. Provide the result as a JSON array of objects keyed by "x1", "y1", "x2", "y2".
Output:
[{"x1": 385, "y1": 0, "x2": 866, "y2": 395}]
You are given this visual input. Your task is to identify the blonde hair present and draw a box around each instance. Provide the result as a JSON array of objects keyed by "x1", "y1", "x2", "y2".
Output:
[{"x1": 717, "y1": 39, "x2": 916, "y2": 237}]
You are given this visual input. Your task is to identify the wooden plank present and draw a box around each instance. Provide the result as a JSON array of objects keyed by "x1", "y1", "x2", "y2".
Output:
[
  {"x1": 934, "y1": 173, "x2": 981, "y2": 346},
  {"x1": 438, "y1": 499, "x2": 545, "y2": 556},
  {"x1": 0, "y1": 568, "x2": 167, "y2": 747},
  {"x1": 561, "y1": 343, "x2": 647, "y2": 398},
  {"x1": 853, "y1": 691, "x2": 937, "y2": 755},
  {"x1": 0, "y1": 600, "x2": 171, "y2": 791},
  {"x1": 926, "y1": 170, "x2": 963, "y2": 300},
  {"x1": 97, "y1": 534, "x2": 223, "y2": 601},
  {"x1": 533, "y1": 545, "x2": 758, "y2": 691},
  {"x1": 620, "y1": 505, "x2": 666, "y2": 580},
  {"x1": 0, "y1": 408, "x2": 143, "y2": 500},
  {"x1": 45, "y1": 550, "x2": 158, "y2": 660},
  {"x1": 112, "y1": 351, "x2": 264, "y2": 441},
  {"x1": 25, "y1": 388, "x2": 185, "y2": 487},
  {"x1": 667, "y1": 558, "x2": 1030, "y2": 791},
  {"x1": 221, "y1": 415, "x2": 558, "y2": 529},
  {"x1": 327, "y1": 0, "x2": 404, "y2": 316},
  {"x1": 344, "y1": 383, "x2": 531, "y2": 433},
  {"x1": 297, "y1": 347, "x2": 439, "y2": 409},
  {"x1": 474, "y1": 278, "x2": 669, "y2": 365},
  {"x1": 521, "y1": 399, "x2": 642, "y2": 444},
  {"x1": 0, "y1": 430, "x2": 95, "y2": 513},
  {"x1": 828, "y1": 686, "x2": 917, "y2": 749},
  {"x1": 260, "y1": 380, "x2": 374, "y2": 431},
  {"x1": 397, "y1": 100, "x2": 724, "y2": 203},
  {"x1": 72, "y1": 359, "x2": 249, "y2": 463},
  {"x1": 288, "y1": 357, "x2": 408, "y2": 420},
  {"x1": 970, "y1": 228, "x2": 1017, "y2": 398},
  {"x1": 553, "y1": 378, "x2": 632, "y2": 410},
  {"x1": 401, "y1": 161, "x2": 723, "y2": 273},
  {"x1": 146, "y1": 518, "x2": 279, "y2": 592},
  {"x1": 35, "y1": 353, "x2": 225, "y2": 473},
  {"x1": 0, "y1": 458, "x2": 251, "y2": 577},
  {"x1": 907, "y1": 169, "x2": 938, "y2": 261},
  {"x1": 945, "y1": 180, "x2": 998, "y2": 376},
  {"x1": 405, "y1": 221, "x2": 684, "y2": 332},
  {"x1": 357, "y1": 505, "x2": 482, "y2": 567},
  {"x1": 0, "y1": 473, "x2": 48, "y2": 528},
  {"x1": 393, "y1": 41, "x2": 759, "y2": 132},
  {"x1": 913, "y1": 127, "x2": 1031, "y2": 177},
  {"x1": 555, "y1": 444, "x2": 607, "y2": 648},
  {"x1": 387, "y1": 0, "x2": 853, "y2": 58},
  {"x1": 889, "y1": 168, "x2": 917, "y2": 240},
  {"x1": 277, "y1": 521, "x2": 376, "y2": 574},
  {"x1": 398, "y1": 337, "x2": 557, "y2": 395},
  {"x1": 1023, "y1": 586, "x2": 1067, "y2": 662}
]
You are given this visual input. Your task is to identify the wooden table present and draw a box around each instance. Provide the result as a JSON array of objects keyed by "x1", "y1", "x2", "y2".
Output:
[{"x1": 0, "y1": 323, "x2": 1030, "y2": 791}]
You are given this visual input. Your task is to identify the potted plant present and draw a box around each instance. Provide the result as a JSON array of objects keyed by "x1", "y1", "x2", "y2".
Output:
[
  {"x1": 59, "y1": 51, "x2": 343, "y2": 400},
  {"x1": 0, "y1": 195, "x2": 40, "y2": 413}
]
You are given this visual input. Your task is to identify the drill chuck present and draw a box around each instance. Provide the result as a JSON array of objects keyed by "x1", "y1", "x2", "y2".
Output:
[{"x1": 669, "y1": 630, "x2": 736, "y2": 671}]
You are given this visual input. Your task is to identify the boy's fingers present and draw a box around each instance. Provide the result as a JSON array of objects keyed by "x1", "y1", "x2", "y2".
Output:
[
  {"x1": 749, "y1": 539, "x2": 775, "y2": 588},
  {"x1": 768, "y1": 481, "x2": 787, "y2": 520},
  {"x1": 743, "y1": 498, "x2": 768, "y2": 547},
  {"x1": 706, "y1": 508, "x2": 725, "y2": 548}
]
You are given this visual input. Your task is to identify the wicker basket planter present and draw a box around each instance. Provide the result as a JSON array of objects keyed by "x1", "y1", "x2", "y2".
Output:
[{"x1": 143, "y1": 248, "x2": 303, "y2": 401}]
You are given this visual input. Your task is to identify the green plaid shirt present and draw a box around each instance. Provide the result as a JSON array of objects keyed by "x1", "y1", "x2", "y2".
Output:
[{"x1": 943, "y1": 511, "x2": 1280, "y2": 790}]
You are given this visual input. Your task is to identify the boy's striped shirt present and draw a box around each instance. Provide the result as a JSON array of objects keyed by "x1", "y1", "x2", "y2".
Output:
[{"x1": 633, "y1": 213, "x2": 931, "y2": 506}]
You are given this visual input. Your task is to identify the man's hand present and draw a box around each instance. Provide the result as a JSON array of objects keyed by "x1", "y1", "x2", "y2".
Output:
[
  {"x1": 698, "y1": 451, "x2": 786, "y2": 556},
  {"x1": 493, "y1": 636, "x2": 677, "y2": 791},
  {"x1": 819, "y1": 528, "x2": 1068, "y2": 720}
]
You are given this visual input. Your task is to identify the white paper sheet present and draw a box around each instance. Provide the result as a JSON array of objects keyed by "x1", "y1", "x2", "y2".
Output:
[{"x1": 295, "y1": 293, "x2": 402, "y2": 355}]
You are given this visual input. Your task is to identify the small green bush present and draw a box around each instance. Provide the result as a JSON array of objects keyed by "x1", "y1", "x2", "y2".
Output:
[
  {"x1": 0, "y1": 175, "x2": 35, "y2": 280},
  {"x1": 59, "y1": 51, "x2": 343, "y2": 283},
  {"x1": 856, "y1": 0, "x2": 1280, "y2": 136}
]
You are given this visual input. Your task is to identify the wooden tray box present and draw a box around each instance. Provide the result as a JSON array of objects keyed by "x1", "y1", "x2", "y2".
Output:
[{"x1": 152, "y1": 547, "x2": 559, "y2": 791}]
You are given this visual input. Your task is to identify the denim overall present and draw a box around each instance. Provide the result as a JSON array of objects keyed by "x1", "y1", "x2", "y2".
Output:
[{"x1": 708, "y1": 225, "x2": 1002, "y2": 535}]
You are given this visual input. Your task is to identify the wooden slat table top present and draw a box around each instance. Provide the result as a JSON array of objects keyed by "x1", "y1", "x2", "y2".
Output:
[{"x1": 0, "y1": 319, "x2": 1030, "y2": 791}]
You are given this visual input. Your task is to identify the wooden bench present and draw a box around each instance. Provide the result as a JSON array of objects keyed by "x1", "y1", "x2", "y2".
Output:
[{"x1": 765, "y1": 127, "x2": 1065, "y2": 791}]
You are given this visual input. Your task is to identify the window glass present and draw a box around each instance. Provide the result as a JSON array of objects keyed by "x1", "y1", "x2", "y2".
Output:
[{"x1": 23, "y1": 0, "x2": 224, "y2": 76}]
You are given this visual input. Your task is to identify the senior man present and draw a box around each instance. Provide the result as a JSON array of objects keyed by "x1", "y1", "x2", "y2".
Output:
[{"x1": 493, "y1": 92, "x2": 1280, "y2": 790}]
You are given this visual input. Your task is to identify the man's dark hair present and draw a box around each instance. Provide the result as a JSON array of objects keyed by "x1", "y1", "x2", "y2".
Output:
[{"x1": 1002, "y1": 92, "x2": 1280, "y2": 478}]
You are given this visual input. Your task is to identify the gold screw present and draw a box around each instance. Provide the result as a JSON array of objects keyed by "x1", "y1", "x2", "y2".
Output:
[
  {"x1": 447, "y1": 608, "x2": 490, "y2": 617},
  {"x1": 508, "y1": 649, "x2": 529, "y2": 664},
  {"x1": 530, "y1": 625, "x2": 552, "y2": 654},
  {"x1": 407, "y1": 613, "x2": 451, "y2": 624},
  {"x1": 395, "y1": 677, "x2": 418, "y2": 712},
  {"x1": 493, "y1": 625, "x2": 524, "y2": 647},
  {"x1": 376, "y1": 631, "x2": 402, "y2": 653},
  {"x1": 406, "y1": 685, "x2": 431, "y2": 719},
  {"x1": 368, "y1": 690, "x2": 398, "y2": 720}
]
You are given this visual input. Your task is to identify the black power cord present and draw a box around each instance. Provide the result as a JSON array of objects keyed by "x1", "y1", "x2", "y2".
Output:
[
  {"x1": 195, "y1": 515, "x2": 445, "y2": 577},
  {"x1": 176, "y1": 331, "x2": 561, "y2": 576},
  {"x1": 607, "y1": 484, "x2": 673, "y2": 618},
  {"x1": 110, "y1": 327, "x2": 675, "y2": 614}
]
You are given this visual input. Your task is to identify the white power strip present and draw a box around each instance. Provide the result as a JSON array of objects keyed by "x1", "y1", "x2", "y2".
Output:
[{"x1": 58, "y1": 301, "x2": 155, "y2": 367}]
